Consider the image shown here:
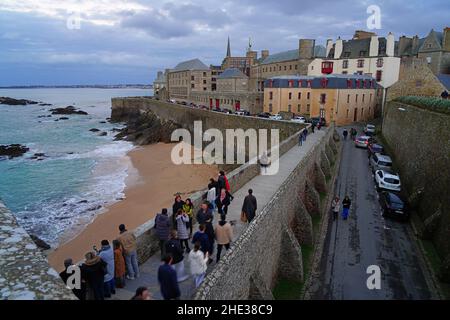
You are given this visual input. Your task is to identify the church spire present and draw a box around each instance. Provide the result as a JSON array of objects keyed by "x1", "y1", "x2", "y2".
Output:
[{"x1": 226, "y1": 36, "x2": 231, "y2": 57}]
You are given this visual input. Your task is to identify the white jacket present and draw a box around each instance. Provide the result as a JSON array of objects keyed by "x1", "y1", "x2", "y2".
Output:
[
  {"x1": 207, "y1": 188, "x2": 216, "y2": 203},
  {"x1": 188, "y1": 250, "x2": 208, "y2": 275}
]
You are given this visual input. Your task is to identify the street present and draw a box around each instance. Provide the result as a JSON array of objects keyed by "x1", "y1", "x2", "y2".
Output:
[{"x1": 313, "y1": 125, "x2": 433, "y2": 300}]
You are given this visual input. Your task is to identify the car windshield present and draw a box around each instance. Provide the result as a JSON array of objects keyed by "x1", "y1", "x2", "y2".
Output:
[
  {"x1": 379, "y1": 161, "x2": 392, "y2": 167},
  {"x1": 385, "y1": 178, "x2": 399, "y2": 184}
]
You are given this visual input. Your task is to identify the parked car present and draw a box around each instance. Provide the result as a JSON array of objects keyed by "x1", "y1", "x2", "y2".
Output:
[
  {"x1": 370, "y1": 153, "x2": 393, "y2": 172},
  {"x1": 222, "y1": 108, "x2": 233, "y2": 114},
  {"x1": 257, "y1": 112, "x2": 272, "y2": 118},
  {"x1": 235, "y1": 110, "x2": 245, "y2": 116},
  {"x1": 364, "y1": 124, "x2": 376, "y2": 135},
  {"x1": 368, "y1": 143, "x2": 384, "y2": 158},
  {"x1": 270, "y1": 114, "x2": 282, "y2": 120},
  {"x1": 180, "y1": 101, "x2": 187, "y2": 105},
  {"x1": 212, "y1": 107, "x2": 222, "y2": 112},
  {"x1": 374, "y1": 170, "x2": 401, "y2": 192},
  {"x1": 379, "y1": 191, "x2": 408, "y2": 221},
  {"x1": 354, "y1": 135, "x2": 372, "y2": 148},
  {"x1": 291, "y1": 116, "x2": 306, "y2": 123},
  {"x1": 310, "y1": 117, "x2": 326, "y2": 127}
]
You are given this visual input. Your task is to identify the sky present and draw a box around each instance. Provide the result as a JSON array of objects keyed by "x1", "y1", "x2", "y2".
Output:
[{"x1": 0, "y1": 0, "x2": 448, "y2": 86}]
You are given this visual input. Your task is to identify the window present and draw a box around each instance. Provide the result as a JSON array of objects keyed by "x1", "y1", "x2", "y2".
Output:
[
  {"x1": 269, "y1": 92, "x2": 273, "y2": 100},
  {"x1": 376, "y1": 70, "x2": 382, "y2": 82},
  {"x1": 288, "y1": 80, "x2": 294, "y2": 88},
  {"x1": 416, "y1": 80, "x2": 423, "y2": 87},
  {"x1": 346, "y1": 109, "x2": 349, "y2": 118},
  {"x1": 307, "y1": 80, "x2": 312, "y2": 88},
  {"x1": 289, "y1": 92, "x2": 292, "y2": 100},
  {"x1": 307, "y1": 104, "x2": 310, "y2": 112},
  {"x1": 289, "y1": 65, "x2": 292, "y2": 70},
  {"x1": 288, "y1": 105, "x2": 292, "y2": 112},
  {"x1": 362, "y1": 94, "x2": 365, "y2": 102},
  {"x1": 298, "y1": 104, "x2": 301, "y2": 112},
  {"x1": 347, "y1": 79, "x2": 352, "y2": 88},
  {"x1": 321, "y1": 78, "x2": 329, "y2": 88},
  {"x1": 269, "y1": 103, "x2": 273, "y2": 113},
  {"x1": 342, "y1": 60, "x2": 349, "y2": 69},
  {"x1": 342, "y1": 71, "x2": 348, "y2": 74},
  {"x1": 203, "y1": 87, "x2": 207, "y2": 91},
  {"x1": 279, "y1": 66, "x2": 281, "y2": 71},
  {"x1": 359, "y1": 50, "x2": 366, "y2": 57},
  {"x1": 191, "y1": 84, "x2": 195, "y2": 88},
  {"x1": 347, "y1": 94, "x2": 350, "y2": 103},
  {"x1": 343, "y1": 52, "x2": 351, "y2": 58},
  {"x1": 298, "y1": 92, "x2": 302, "y2": 99},
  {"x1": 376, "y1": 58, "x2": 384, "y2": 67},
  {"x1": 357, "y1": 59, "x2": 364, "y2": 68},
  {"x1": 320, "y1": 94, "x2": 326, "y2": 104},
  {"x1": 284, "y1": 66, "x2": 287, "y2": 71},
  {"x1": 203, "y1": 80, "x2": 207, "y2": 84},
  {"x1": 307, "y1": 92, "x2": 311, "y2": 99},
  {"x1": 191, "y1": 76, "x2": 195, "y2": 81},
  {"x1": 295, "y1": 65, "x2": 298, "y2": 70},
  {"x1": 356, "y1": 94, "x2": 358, "y2": 103}
]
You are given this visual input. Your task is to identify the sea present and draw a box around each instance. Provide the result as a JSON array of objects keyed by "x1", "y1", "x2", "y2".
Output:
[{"x1": 0, "y1": 88, "x2": 152, "y2": 246}]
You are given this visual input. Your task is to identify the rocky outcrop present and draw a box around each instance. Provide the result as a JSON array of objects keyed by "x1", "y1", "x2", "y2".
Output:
[
  {"x1": 29, "y1": 234, "x2": 51, "y2": 251},
  {"x1": 0, "y1": 144, "x2": 29, "y2": 158},
  {"x1": 49, "y1": 106, "x2": 88, "y2": 115},
  {"x1": 114, "y1": 110, "x2": 181, "y2": 145},
  {"x1": 0, "y1": 97, "x2": 38, "y2": 105},
  {"x1": 89, "y1": 128, "x2": 100, "y2": 132}
]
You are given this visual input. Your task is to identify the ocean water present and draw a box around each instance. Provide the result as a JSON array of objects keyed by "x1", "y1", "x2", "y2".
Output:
[{"x1": 0, "y1": 88, "x2": 152, "y2": 245}]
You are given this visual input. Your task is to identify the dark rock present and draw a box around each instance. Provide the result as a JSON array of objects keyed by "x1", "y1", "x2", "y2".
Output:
[
  {"x1": 87, "y1": 205, "x2": 102, "y2": 211},
  {"x1": 59, "y1": 117, "x2": 69, "y2": 120},
  {"x1": 29, "y1": 234, "x2": 51, "y2": 250},
  {"x1": 0, "y1": 144, "x2": 29, "y2": 158},
  {"x1": 78, "y1": 200, "x2": 88, "y2": 204},
  {"x1": 67, "y1": 152, "x2": 74, "y2": 155},
  {"x1": 49, "y1": 106, "x2": 88, "y2": 115},
  {"x1": 111, "y1": 128, "x2": 121, "y2": 132},
  {"x1": 89, "y1": 128, "x2": 100, "y2": 132},
  {"x1": 34, "y1": 153, "x2": 46, "y2": 157},
  {"x1": 0, "y1": 97, "x2": 39, "y2": 105},
  {"x1": 98, "y1": 132, "x2": 107, "y2": 136},
  {"x1": 39, "y1": 103, "x2": 52, "y2": 106},
  {"x1": 99, "y1": 121, "x2": 107, "y2": 124}
]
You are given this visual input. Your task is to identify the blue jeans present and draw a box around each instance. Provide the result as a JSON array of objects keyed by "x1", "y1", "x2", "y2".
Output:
[
  {"x1": 125, "y1": 250, "x2": 139, "y2": 278},
  {"x1": 104, "y1": 278, "x2": 115, "y2": 297},
  {"x1": 342, "y1": 207, "x2": 350, "y2": 219}
]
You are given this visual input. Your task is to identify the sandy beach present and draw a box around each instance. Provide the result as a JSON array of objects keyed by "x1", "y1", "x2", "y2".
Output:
[{"x1": 48, "y1": 142, "x2": 217, "y2": 272}]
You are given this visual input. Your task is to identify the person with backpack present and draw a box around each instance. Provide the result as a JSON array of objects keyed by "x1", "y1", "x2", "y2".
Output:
[
  {"x1": 342, "y1": 196, "x2": 352, "y2": 220},
  {"x1": 165, "y1": 230, "x2": 189, "y2": 282},
  {"x1": 155, "y1": 208, "x2": 171, "y2": 258}
]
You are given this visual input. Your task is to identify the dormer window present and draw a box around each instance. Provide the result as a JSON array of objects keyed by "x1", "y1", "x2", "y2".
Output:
[
  {"x1": 343, "y1": 52, "x2": 351, "y2": 58},
  {"x1": 359, "y1": 51, "x2": 367, "y2": 57}
]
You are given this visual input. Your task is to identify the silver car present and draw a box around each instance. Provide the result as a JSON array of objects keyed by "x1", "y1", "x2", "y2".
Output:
[
  {"x1": 370, "y1": 153, "x2": 393, "y2": 172},
  {"x1": 354, "y1": 135, "x2": 371, "y2": 148}
]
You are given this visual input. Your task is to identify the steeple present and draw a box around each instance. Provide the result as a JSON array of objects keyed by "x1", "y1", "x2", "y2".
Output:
[
  {"x1": 247, "y1": 37, "x2": 252, "y2": 52},
  {"x1": 226, "y1": 36, "x2": 231, "y2": 57}
]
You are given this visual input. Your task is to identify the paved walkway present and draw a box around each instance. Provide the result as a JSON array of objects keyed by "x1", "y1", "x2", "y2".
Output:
[{"x1": 113, "y1": 128, "x2": 328, "y2": 300}]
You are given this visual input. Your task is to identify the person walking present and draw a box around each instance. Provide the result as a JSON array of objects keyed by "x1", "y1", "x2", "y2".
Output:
[
  {"x1": 165, "y1": 230, "x2": 189, "y2": 282},
  {"x1": 215, "y1": 188, "x2": 231, "y2": 216},
  {"x1": 342, "y1": 196, "x2": 352, "y2": 220},
  {"x1": 208, "y1": 178, "x2": 219, "y2": 199},
  {"x1": 188, "y1": 242, "x2": 209, "y2": 288},
  {"x1": 331, "y1": 196, "x2": 340, "y2": 221},
  {"x1": 343, "y1": 129, "x2": 348, "y2": 140},
  {"x1": 112, "y1": 240, "x2": 126, "y2": 289},
  {"x1": 175, "y1": 209, "x2": 190, "y2": 253},
  {"x1": 59, "y1": 258, "x2": 86, "y2": 300},
  {"x1": 218, "y1": 171, "x2": 234, "y2": 200},
  {"x1": 192, "y1": 224, "x2": 210, "y2": 255},
  {"x1": 98, "y1": 240, "x2": 115, "y2": 298},
  {"x1": 298, "y1": 131, "x2": 303, "y2": 146},
  {"x1": 131, "y1": 287, "x2": 151, "y2": 300},
  {"x1": 183, "y1": 198, "x2": 194, "y2": 237},
  {"x1": 311, "y1": 122, "x2": 316, "y2": 133},
  {"x1": 241, "y1": 189, "x2": 257, "y2": 223},
  {"x1": 214, "y1": 215, "x2": 233, "y2": 263},
  {"x1": 206, "y1": 181, "x2": 217, "y2": 212},
  {"x1": 80, "y1": 251, "x2": 106, "y2": 300},
  {"x1": 155, "y1": 208, "x2": 171, "y2": 258},
  {"x1": 117, "y1": 224, "x2": 139, "y2": 280},
  {"x1": 303, "y1": 128, "x2": 308, "y2": 142},
  {"x1": 172, "y1": 195, "x2": 185, "y2": 227},
  {"x1": 158, "y1": 255, "x2": 181, "y2": 300},
  {"x1": 196, "y1": 202, "x2": 214, "y2": 258}
]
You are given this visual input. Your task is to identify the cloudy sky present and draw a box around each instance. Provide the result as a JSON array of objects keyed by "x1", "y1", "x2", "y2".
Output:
[{"x1": 0, "y1": 0, "x2": 448, "y2": 86}]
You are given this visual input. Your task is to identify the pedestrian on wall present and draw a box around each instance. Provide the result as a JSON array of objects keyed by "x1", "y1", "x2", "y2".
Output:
[
  {"x1": 188, "y1": 242, "x2": 209, "y2": 288},
  {"x1": 298, "y1": 132, "x2": 303, "y2": 146},
  {"x1": 59, "y1": 258, "x2": 86, "y2": 300},
  {"x1": 207, "y1": 180, "x2": 217, "y2": 212},
  {"x1": 331, "y1": 196, "x2": 340, "y2": 221},
  {"x1": 192, "y1": 224, "x2": 211, "y2": 255},
  {"x1": 165, "y1": 230, "x2": 189, "y2": 282},
  {"x1": 182, "y1": 198, "x2": 194, "y2": 237},
  {"x1": 215, "y1": 214, "x2": 233, "y2": 263},
  {"x1": 80, "y1": 251, "x2": 107, "y2": 300},
  {"x1": 311, "y1": 122, "x2": 316, "y2": 133},
  {"x1": 157, "y1": 255, "x2": 181, "y2": 300},
  {"x1": 342, "y1": 196, "x2": 352, "y2": 220},
  {"x1": 303, "y1": 129, "x2": 308, "y2": 141},
  {"x1": 215, "y1": 188, "x2": 231, "y2": 216},
  {"x1": 112, "y1": 240, "x2": 126, "y2": 289},
  {"x1": 131, "y1": 287, "x2": 151, "y2": 300},
  {"x1": 98, "y1": 239, "x2": 116, "y2": 298},
  {"x1": 218, "y1": 170, "x2": 234, "y2": 201},
  {"x1": 155, "y1": 208, "x2": 171, "y2": 258},
  {"x1": 196, "y1": 202, "x2": 215, "y2": 259},
  {"x1": 175, "y1": 208, "x2": 190, "y2": 253},
  {"x1": 117, "y1": 224, "x2": 139, "y2": 280},
  {"x1": 241, "y1": 189, "x2": 257, "y2": 223},
  {"x1": 343, "y1": 129, "x2": 348, "y2": 140},
  {"x1": 208, "y1": 178, "x2": 219, "y2": 198},
  {"x1": 172, "y1": 195, "x2": 185, "y2": 227}
]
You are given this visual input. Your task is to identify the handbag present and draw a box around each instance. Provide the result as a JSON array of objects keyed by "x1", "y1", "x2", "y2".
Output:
[{"x1": 240, "y1": 211, "x2": 248, "y2": 223}]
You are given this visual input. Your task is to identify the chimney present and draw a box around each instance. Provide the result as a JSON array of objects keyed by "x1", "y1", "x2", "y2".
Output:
[
  {"x1": 411, "y1": 35, "x2": 420, "y2": 54},
  {"x1": 443, "y1": 27, "x2": 450, "y2": 52},
  {"x1": 334, "y1": 37, "x2": 343, "y2": 59},
  {"x1": 386, "y1": 32, "x2": 395, "y2": 57},
  {"x1": 369, "y1": 35, "x2": 379, "y2": 57},
  {"x1": 398, "y1": 36, "x2": 412, "y2": 56},
  {"x1": 299, "y1": 39, "x2": 315, "y2": 59},
  {"x1": 326, "y1": 39, "x2": 333, "y2": 57},
  {"x1": 261, "y1": 50, "x2": 270, "y2": 59}
]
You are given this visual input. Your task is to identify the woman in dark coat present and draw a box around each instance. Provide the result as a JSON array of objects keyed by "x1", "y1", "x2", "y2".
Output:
[
  {"x1": 215, "y1": 188, "x2": 231, "y2": 216},
  {"x1": 172, "y1": 195, "x2": 185, "y2": 227}
]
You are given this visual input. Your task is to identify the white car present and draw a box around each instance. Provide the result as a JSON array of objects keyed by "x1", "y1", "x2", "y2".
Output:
[
  {"x1": 354, "y1": 135, "x2": 371, "y2": 148},
  {"x1": 235, "y1": 111, "x2": 245, "y2": 116},
  {"x1": 270, "y1": 114, "x2": 282, "y2": 121},
  {"x1": 370, "y1": 153, "x2": 393, "y2": 172},
  {"x1": 375, "y1": 170, "x2": 401, "y2": 192},
  {"x1": 365, "y1": 124, "x2": 376, "y2": 135},
  {"x1": 291, "y1": 116, "x2": 306, "y2": 123}
]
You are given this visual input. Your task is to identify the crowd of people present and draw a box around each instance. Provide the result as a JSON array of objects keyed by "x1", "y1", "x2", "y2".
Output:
[{"x1": 59, "y1": 170, "x2": 258, "y2": 300}]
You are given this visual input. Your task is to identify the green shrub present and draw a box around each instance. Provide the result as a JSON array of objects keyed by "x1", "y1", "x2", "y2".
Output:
[{"x1": 394, "y1": 96, "x2": 450, "y2": 114}]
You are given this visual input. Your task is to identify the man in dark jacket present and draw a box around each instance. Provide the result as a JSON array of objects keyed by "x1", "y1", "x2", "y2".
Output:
[
  {"x1": 172, "y1": 195, "x2": 185, "y2": 226},
  {"x1": 217, "y1": 171, "x2": 226, "y2": 191},
  {"x1": 242, "y1": 189, "x2": 257, "y2": 223},
  {"x1": 192, "y1": 224, "x2": 211, "y2": 255},
  {"x1": 80, "y1": 251, "x2": 107, "y2": 300},
  {"x1": 196, "y1": 202, "x2": 215, "y2": 257},
  {"x1": 158, "y1": 255, "x2": 180, "y2": 300},
  {"x1": 342, "y1": 195, "x2": 352, "y2": 220},
  {"x1": 155, "y1": 208, "x2": 171, "y2": 258},
  {"x1": 59, "y1": 258, "x2": 86, "y2": 300}
]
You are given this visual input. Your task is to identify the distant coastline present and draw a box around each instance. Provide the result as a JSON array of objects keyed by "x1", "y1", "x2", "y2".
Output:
[{"x1": 0, "y1": 84, "x2": 153, "y2": 89}]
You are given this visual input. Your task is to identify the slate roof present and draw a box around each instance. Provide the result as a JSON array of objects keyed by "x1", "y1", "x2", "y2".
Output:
[
  {"x1": 173, "y1": 58, "x2": 209, "y2": 71},
  {"x1": 327, "y1": 37, "x2": 398, "y2": 59},
  {"x1": 265, "y1": 74, "x2": 381, "y2": 89},
  {"x1": 217, "y1": 68, "x2": 247, "y2": 79},
  {"x1": 259, "y1": 45, "x2": 326, "y2": 65},
  {"x1": 437, "y1": 74, "x2": 450, "y2": 90}
]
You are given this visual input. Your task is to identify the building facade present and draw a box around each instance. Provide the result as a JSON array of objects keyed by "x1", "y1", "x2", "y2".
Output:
[{"x1": 264, "y1": 75, "x2": 381, "y2": 126}]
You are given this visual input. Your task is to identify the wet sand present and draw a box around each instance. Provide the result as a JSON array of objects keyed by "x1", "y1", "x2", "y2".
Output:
[{"x1": 48, "y1": 142, "x2": 217, "y2": 272}]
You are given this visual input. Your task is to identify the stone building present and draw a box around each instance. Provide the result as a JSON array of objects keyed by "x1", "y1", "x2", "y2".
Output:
[
  {"x1": 166, "y1": 58, "x2": 213, "y2": 102},
  {"x1": 153, "y1": 70, "x2": 167, "y2": 99},
  {"x1": 221, "y1": 37, "x2": 257, "y2": 76},
  {"x1": 263, "y1": 74, "x2": 381, "y2": 126}
]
